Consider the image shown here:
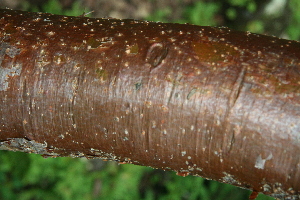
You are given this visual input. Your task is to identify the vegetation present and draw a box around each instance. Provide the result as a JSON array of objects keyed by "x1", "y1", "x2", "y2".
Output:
[
  {"x1": 21, "y1": 0, "x2": 90, "y2": 17},
  {"x1": 146, "y1": 0, "x2": 300, "y2": 41},
  {"x1": 1, "y1": 150, "x2": 272, "y2": 200}
]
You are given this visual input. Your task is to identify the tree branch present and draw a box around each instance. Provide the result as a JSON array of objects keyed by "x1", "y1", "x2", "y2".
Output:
[{"x1": 0, "y1": 9, "x2": 299, "y2": 199}]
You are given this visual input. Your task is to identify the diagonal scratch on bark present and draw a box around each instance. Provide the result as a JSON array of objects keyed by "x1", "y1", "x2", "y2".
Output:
[
  {"x1": 225, "y1": 65, "x2": 247, "y2": 152},
  {"x1": 70, "y1": 69, "x2": 85, "y2": 129},
  {"x1": 228, "y1": 65, "x2": 247, "y2": 110}
]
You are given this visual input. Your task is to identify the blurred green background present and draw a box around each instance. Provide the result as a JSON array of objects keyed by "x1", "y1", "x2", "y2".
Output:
[{"x1": 0, "y1": 0, "x2": 299, "y2": 199}]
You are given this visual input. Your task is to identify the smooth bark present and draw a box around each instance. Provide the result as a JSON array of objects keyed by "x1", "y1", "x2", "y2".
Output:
[{"x1": 0, "y1": 9, "x2": 299, "y2": 199}]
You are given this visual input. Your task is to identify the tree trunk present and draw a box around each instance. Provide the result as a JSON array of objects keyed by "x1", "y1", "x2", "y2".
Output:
[{"x1": 0, "y1": 9, "x2": 299, "y2": 199}]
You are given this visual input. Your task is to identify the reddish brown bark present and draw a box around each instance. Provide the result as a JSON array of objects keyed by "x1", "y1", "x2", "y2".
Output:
[{"x1": 0, "y1": 9, "x2": 299, "y2": 199}]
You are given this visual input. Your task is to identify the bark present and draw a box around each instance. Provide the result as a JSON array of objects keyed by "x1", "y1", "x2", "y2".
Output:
[{"x1": 0, "y1": 9, "x2": 299, "y2": 199}]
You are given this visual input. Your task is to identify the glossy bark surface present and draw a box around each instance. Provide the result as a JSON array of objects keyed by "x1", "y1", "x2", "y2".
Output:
[{"x1": 0, "y1": 9, "x2": 299, "y2": 199}]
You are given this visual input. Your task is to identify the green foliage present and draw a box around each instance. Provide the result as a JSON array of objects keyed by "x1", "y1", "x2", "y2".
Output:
[
  {"x1": 183, "y1": 1, "x2": 220, "y2": 26},
  {"x1": 0, "y1": 150, "x2": 275, "y2": 200},
  {"x1": 147, "y1": 1, "x2": 220, "y2": 26},
  {"x1": 146, "y1": 7, "x2": 172, "y2": 22},
  {"x1": 0, "y1": 151, "x2": 93, "y2": 200},
  {"x1": 39, "y1": 0, "x2": 64, "y2": 15},
  {"x1": 97, "y1": 163, "x2": 146, "y2": 200},
  {"x1": 22, "y1": 0, "x2": 90, "y2": 17},
  {"x1": 225, "y1": 0, "x2": 257, "y2": 22},
  {"x1": 247, "y1": 20, "x2": 265, "y2": 34},
  {"x1": 228, "y1": 0, "x2": 256, "y2": 12},
  {"x1": 287, "y1": 0, "x2": 300, "y2": 40}
]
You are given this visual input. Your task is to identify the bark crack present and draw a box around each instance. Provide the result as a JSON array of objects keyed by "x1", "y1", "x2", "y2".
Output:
[
  {"x1": 224, "y1": 65, "x2": 247, "y2": 153},
  {"x1": 228, "y1": 65, "x2": 247, "y2": 110}
]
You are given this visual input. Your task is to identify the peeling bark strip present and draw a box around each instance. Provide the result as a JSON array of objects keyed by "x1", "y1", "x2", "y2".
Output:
[{"x1": 0, "y1": 9, "x2": 299, "y2": 199}]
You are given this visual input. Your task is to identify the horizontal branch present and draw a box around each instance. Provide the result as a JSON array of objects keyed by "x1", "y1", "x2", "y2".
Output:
[{"x1": 0, "y1": 9, "x2": 299, "y2": 199}]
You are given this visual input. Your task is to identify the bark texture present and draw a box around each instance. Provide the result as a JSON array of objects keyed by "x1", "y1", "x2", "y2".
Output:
[{"x1": 0, "y1": 9, "x2": 300, "y2": 199}]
